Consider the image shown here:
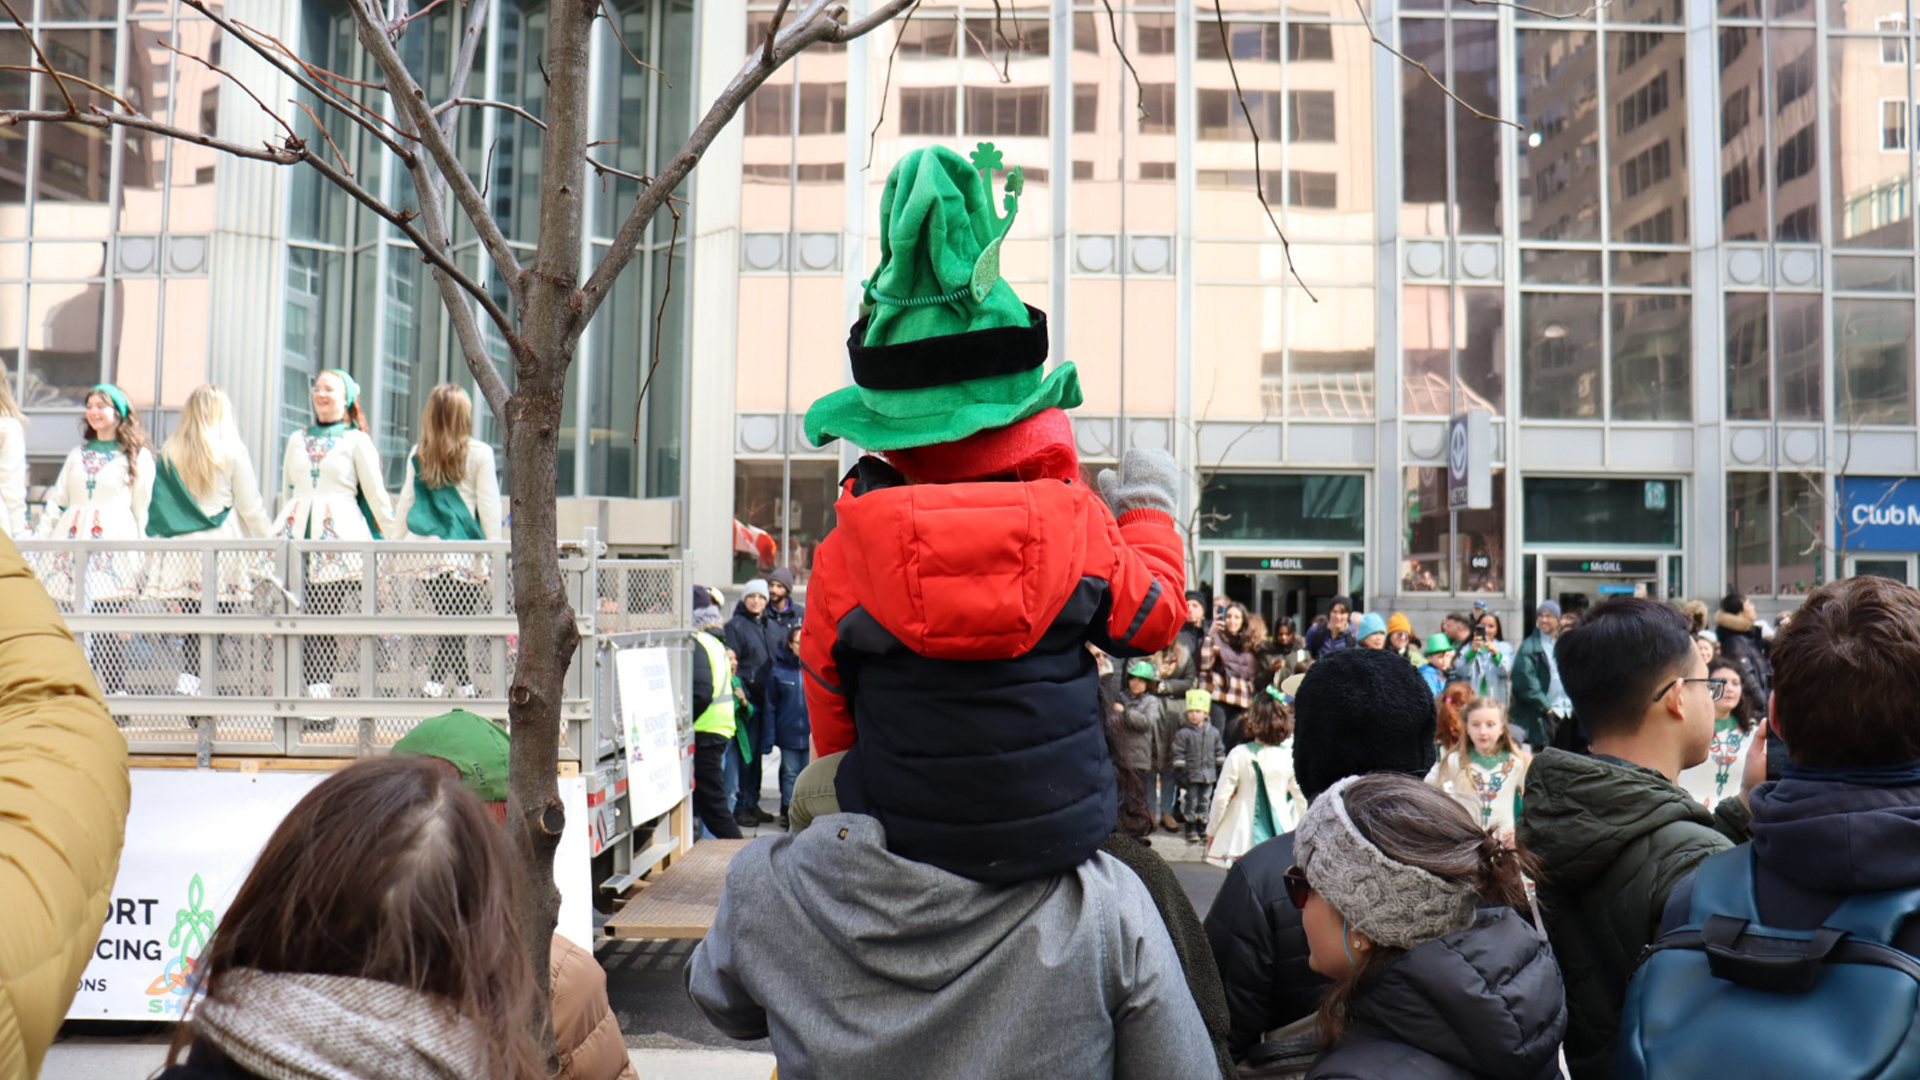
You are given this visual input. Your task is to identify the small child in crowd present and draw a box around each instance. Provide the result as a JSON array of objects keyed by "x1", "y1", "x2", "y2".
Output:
[
  {"x1": 1172, "y1": 689, "x2": 1226, "y2": 843},
  {"x1": 1428, "y1": 696, "x2": 1531, "y2": 845},
  {"x1": 1205, "y1": 682, "x2": 1307, "y2": 867},
  {"x1": 1417, "y1": 633, "x2": 1456, "y2": 696},
  {"x1": 1114, "y1": 660, "x2": 1163, "y2": 790}
]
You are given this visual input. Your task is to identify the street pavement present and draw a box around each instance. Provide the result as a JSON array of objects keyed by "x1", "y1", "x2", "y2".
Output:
[{"x1": 49, "y1": 750, "x2": 1227, "y2": 1076}]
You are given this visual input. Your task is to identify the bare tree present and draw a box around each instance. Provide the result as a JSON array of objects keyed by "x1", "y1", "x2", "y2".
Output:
[{"x1": 2, "y1": 0, "x2": 913, "y2": 1054}]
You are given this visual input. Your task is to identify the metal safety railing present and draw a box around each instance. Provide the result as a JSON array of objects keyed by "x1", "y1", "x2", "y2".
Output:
[{"x1": 17, "y1": 531, "x2": 686, "y2": 763}]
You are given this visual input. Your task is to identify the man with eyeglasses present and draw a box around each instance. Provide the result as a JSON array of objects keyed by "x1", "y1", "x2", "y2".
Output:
[{"x1": 1516, "y1": 597, "x2": 1753, "y2": 1080}]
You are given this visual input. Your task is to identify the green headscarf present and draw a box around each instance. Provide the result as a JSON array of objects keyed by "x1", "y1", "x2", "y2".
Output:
[{"x1": 90, "y1": 383, "x2": 130, "y2": 418}]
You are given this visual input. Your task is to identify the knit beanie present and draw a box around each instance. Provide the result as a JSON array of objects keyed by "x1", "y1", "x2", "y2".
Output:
[
  {"x1": 742, "y1": 579, "x2": 770, "y2": 601},
  {"x1": 1537, "y1": 600, "x2": 1562, "y2": 618},
  {"x1": 1355, "y1": 612, "x2": 1388, "y2": 641},
  {"x1": 1292, "y1": 648, "x2": 1437, "y2": 801},
  {"x1": 1295, "y1": 775, "x2": 1479, "y2": 950},
  {"x1": 1387, "y1": 612, "x2": 1414, "y2": 639}
]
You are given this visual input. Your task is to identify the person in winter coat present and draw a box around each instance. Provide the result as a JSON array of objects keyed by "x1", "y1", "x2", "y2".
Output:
[
  {"x1": 1655, "y1": 576, "x2": 1920, "y2": 946},
  {"x1": 1201, "y1": 603, "x2": 1260, "y2": 746},
  {"x1": 1294, "y1": 774, "x2": 1566, "y2": 1080},
  {"x1": 390, "y1": 709, "x2": 638, "y2": 1080},
  {"x1": 0, "y1": 531, "x2": 127, "y2": 1080},
  {"x1": 1387, "y1": 612, "x2": 1425, "y2": 667},
  {"x1": 1417, "y1": 634, "x2": 1456, "y2": 697},
  {"x1": 1714, "y1": 593, "x2": 1771, "y2": 712},
  {"x1": 766, "y1": 566, "x2": 804, "y2": 633},
  {"x1": 1204, "y1": 647, "x2": 1439, "y2": 1065},
  {"x1": 1174, "y1": 690, "x2": 1227, "y2": 842},
  {"x1": 1114, "y1": 660, "x2": 1162, "y2": 788},
  {"x1": 686, "y1": 809, "x2": 1219, "y2": 1080},
  {"x1": 1510, "y1": 601, "x2": 1572, "y2": 750},
  {"x1": 155, "y1": 758, "x2": 545, "y2": 1080},
  {"x1": 724, "y1": 579, "x2": 779, "y2": 825},
  {"x1": 689, "y1": 598, "x2": 744, "y2": 841},
  {"x1": 799, "y1": 145, "x2": 1186, "y2": 886},
  {"x1": 1206, "y1": 684, "x2": 1307, "y2": 868},
  {"x1": 1453, "y1": 612, "x2": 1513, "y2": 704},
  {"x1": 1154, "y1": 641, "x2": 1199, "y2": 830},
  {"x1": 764, "y1": 626, "x2": 812, "y2": 829},
  {"x1": 1304, "y1": 596, "x2": 1357, "y2": 658},
  {"x1": 1517, "y1": 598, "x2": 1748, "y2": 1080},
  {"x1": 1180, "y1": 590, "x2": 1209, "y2": 663}
]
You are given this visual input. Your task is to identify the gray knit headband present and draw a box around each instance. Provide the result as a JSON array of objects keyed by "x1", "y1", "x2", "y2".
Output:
[{"x1": 1295, "y1": 775, "x2": 1479, "y2": 950}]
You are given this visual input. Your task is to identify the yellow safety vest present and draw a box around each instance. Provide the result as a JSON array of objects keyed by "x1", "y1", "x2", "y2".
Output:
[{"x1": 692, "y1": 631, "x2": 736, "y2": 739}]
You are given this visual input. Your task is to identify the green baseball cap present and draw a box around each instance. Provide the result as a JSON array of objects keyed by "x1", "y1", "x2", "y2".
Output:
[
  {"x1": 1126, "y1": 660, "x2": 1156, "y2": 679},
  {"x1": 390, "y1": 708, "x2": 511, "y2": 802}
]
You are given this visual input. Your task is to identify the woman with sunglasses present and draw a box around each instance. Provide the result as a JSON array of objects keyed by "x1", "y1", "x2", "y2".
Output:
[{"x1": 1286, "y1": 773, "x2": 1565, "y2": 1080}]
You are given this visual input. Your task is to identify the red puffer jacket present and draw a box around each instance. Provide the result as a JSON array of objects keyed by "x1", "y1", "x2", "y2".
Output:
[{"x1": 799, "y1": 457, "x2": 1185, "y2": 882}]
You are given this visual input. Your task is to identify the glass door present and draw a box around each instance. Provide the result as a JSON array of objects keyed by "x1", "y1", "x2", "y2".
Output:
[{"x1": 1846, "y1": 555, "x2": 1916, "y2": 585}]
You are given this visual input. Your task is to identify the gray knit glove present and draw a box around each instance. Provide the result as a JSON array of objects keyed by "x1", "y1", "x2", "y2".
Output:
[{"x1": 1097, "y1": 448, "x2": 1179, "y2": 518}]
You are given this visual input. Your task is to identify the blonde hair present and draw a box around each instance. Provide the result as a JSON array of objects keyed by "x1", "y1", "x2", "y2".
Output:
[
  {"x1": 416, "y1": 383, "x2": 472, "y2": 489},
  {"x1": 163, "y1": 385, "x2": 239, "y2": 500},
  {"x1": 0, "y1": 366, "x2": 24, "y2": 423}
]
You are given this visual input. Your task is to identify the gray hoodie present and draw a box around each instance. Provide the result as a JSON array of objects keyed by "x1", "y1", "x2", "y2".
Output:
[{"x1": 686, "y1": 813, "x2": 1217, "y2": 1080}]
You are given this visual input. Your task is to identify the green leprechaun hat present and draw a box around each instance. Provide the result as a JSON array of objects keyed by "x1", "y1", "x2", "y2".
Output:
[{"x1": 803, "y1": 143, "x2": 1082, "y2": 451}]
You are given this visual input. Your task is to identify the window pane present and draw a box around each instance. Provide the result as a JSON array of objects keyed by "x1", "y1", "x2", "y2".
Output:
[
  {"x1": 1285, "y1": 286, "x2": 1374, "y2": 419},
  {"x1": 732, "y1": 460, "x2": 841, "y2": 585},
  {"x1": 1832, "y1": 37, "x2": 1913, "y2": 248},
  {"x1": 27, "y1": 279, "x2": 101, "y2": 406},
  {"x1": 1725, "y1": 291, "x2": 1770, "y2": 420},
  {"x1": 1523, "y1": 477, "x2": 1679, "y2": 546},
  {"x1": 1727, "y1": 472, "x2": 1772, "y2": 597},
  {"x1": 1834, "y1": 297, "x2": 1915, "y2": 424},
  {"x1": 1720, "y1": 28, "x2": 1765, "y2": 241},
  {"x1": 1778, "y1": 472, "x2": 1823, "y2": 596},
  {"x1": 1519, "y1": 29, "x2": 1601, "y2": 241},
  {"x1": 1200, "y1": 473, "x2": 1366, "y2": 544},
  {"x1": 1458, "y1": 466, "x2": 1506, "y2": 593},
  {"x1": 1403, "y1": 466, "x2": 1451, "y2": 592},
  {"x1": 0, "y1": 32, "x2": 27, "y2": 208},
  {"x1": 1611, "y1": 293, "x2": 1691, "y2": 420},
  {"x1": 899, "y1": 87, "x2": 957, "y2": 135},
  {"x1": 1777, "y1": 293, "x2": 1823, "y2": 420},
  {"x1": 964, "y1": 85, "x2": 1050, "y2": 137},
  {"x1": 1403, "y1": 285, "x2": 1451, "y2": 416},
  {"x1": 1452, "y1": 20, "x2": 1502, "y2": 235},
  {"x1": 1283, "y1": 24, "x2": 1372, "y2": 239},
  {"x1": 1772, "y1": 29, "x2": 1819, "y2": 241},
  {"x1": 1400, "y1": 19, "x2": 1447, "y2": 236},
  {"x1": 1521, "y1": 292, "x2": 1603, "y2": 419},
  {"x1": 1609, "y1": 31, "x2": 1688, "y2": 245}
]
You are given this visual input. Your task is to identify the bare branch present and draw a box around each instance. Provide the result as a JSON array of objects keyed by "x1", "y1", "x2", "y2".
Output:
[
  {"x1": 435, "y1": 95, "x2": 547, "y2": 130},
  {"x1": 865, "y1": 0, "x2": 920, "y2": 170},
  {"x1": 291, "y1": 98, "x2": 353, "y2": 176},
  {"x1": 989, "y1": 1, "x2": 1015, "y2": 81},
  {"x1": 579, "y1": 0, "x2": 917, "y2": 333},
  {"x1": 762, "y1": 0, "x2": 793, "y2": 68},
  {"x1": 960, "y1": 18, "x2": 1010, "y2": 83},
  {"x1": 632, "y1": 197, "x2": 682, "y2": 441},
  {"x1": 0, "y1": 65, "x2": 133, "y2": 111},
  {"x1": 393, "y1": 0, "x2": 455, "y2": 32},
  {"x1": 586, "y1": 154, "x2": 645, "y2": 183},
  {"x1": 1100, "y1": 0, "x2": 1147, "y2": 121},
  {"x1": 598, "y1": 2, "x2": 665, "y2": 79},
  {"x1": 0, "y1": 0, "x2": 75, "y2": 114},
  {"x1": 1, "y1": 105, "x2": 299, "y2": 163},
  {"x1": 340, "y1": 0, "x2": 527, "y2": 305},
  {"x1": 1210, "y1": 1, "x2": 1314, "y2": 302},
  {"x1": 161, "y1": 40, "x2": 299, "y2": 141},
  {"x1": 192, "y1": 6, "x2": 415, "y2": 156}
]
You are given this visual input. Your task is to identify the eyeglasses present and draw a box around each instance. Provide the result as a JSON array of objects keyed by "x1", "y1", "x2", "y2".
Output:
[
  {"x1": 1283, "y1": 865, "x2": 1313, "y2": 910},
  {"x1": 1651, "y1": 677, "x2": 1729, "y2": 703}
]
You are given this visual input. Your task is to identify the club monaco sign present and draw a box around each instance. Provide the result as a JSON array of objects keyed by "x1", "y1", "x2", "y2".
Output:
[{"x1": 1839, "y1": 477, "x2": 1920, "y2": 552}]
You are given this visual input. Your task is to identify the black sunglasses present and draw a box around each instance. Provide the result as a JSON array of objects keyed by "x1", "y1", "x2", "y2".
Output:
[{"x1": 1283, "y1": 865, "x2": 1312, "y2": 910}]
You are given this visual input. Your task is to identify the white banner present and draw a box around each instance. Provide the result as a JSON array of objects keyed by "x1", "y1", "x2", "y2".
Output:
[
  {"x1": 69, "y1": 769, "x2": 594, "y2": 1020},
  {"x1": 616, "y1": 646, "x2": 693, "y2": 824}
]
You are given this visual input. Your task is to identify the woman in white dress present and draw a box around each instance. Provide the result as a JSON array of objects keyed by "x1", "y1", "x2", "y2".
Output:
[
  {"x1": 0, "y1": 369, "x2": 29, "y2": 537},
  {"x1": 1677, "y1": 660, "x2": 1760, "y2": 809},
  {"x1": 1206, "y1": 684, "x2": 1309, "y2": 868},
  {"x1": 37, "y1": 383, "x2": 155, "y2": 692},
  {"x1": 147, "y1": 385, "x2": 273, "y2": 695},
  {"x1": 277, "y1": 369, "x2": 396, "y2": 700},
  {"x1": 392, "y1": 384, "x2": 503, "y2": 698}
]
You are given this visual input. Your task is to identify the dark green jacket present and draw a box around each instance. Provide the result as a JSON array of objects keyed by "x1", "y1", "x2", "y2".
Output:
[
  {"x1": 1509, "y1": 631, "x2": 1555, "y2": 747},
  {"x1": 1516, "y1": 750, "x2": 1743, "y2": 1080}
]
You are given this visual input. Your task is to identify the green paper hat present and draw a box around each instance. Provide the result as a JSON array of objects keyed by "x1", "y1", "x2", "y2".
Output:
[
  {"x1": 1126, "y1": 660, "x2": 1157, "y2": 679},
  {"x1": 1423, "y1": 633, "x2": 1456, "y2": 656},
  {"x1": 804, "y1": 143, "x2": 1081, "y2": 451},
  {"x1": 391, "y1": 707, "x2": 511, "y2": 803}
]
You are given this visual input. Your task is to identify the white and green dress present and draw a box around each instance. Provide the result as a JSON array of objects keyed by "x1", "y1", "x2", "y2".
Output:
[
  {"x1": 35, "y1": 439, "x2": 154, "y2": 604},
  {"x1": 1205, "y1": 739, "x2": 1309, "y2": 868},
  {"x1": 277, "y1": 422, "x2": 396, "y2": 583},
  {"x1": 1429, "y1": 748, "x2": 1530, "y2": 833},
  {"x1": 145, "y1": 442, "x2": 274, "y2": 601},
  {"x1": 1678, "y1": 717, "x2": 1757, "y2": 808}
]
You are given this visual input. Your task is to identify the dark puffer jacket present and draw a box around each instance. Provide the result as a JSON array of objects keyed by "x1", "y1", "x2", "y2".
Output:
[
  {"x1": 1306, "y1": 907, "x2": 1566, "y2": 1080},
  {"x1": 1516, "y1": 750, "x2": 1736, "y2": 1080},
  {"x1": 1203, "y1": 833, "x2": 1330, "y2": 1060}
]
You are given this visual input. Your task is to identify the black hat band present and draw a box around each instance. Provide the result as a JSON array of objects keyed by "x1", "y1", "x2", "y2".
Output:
[{"x1": 847, "y1": 306, "x2": 1050, "y2": 392}]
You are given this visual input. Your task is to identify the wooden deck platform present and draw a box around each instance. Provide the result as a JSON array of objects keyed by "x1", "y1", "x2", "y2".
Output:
[{"x1": 604, "y1": 839, "x2": 750, "y2": 940}]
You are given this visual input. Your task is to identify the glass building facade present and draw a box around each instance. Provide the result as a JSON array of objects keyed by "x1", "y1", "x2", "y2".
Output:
[
  {"x1": 0, "y1": 0, "x2": 693, "y2": 503},
  {"x1": 718, "y1": 0, "x2": 1920, "y2": 625}
]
